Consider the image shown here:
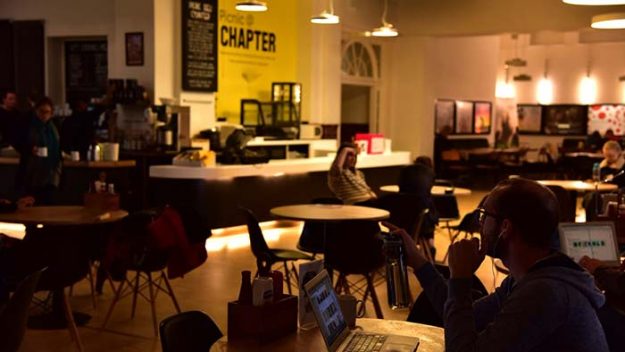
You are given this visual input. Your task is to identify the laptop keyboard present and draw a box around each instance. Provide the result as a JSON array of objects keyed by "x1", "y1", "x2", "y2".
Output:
[{"x1": 344, "y1": 334, "x2": 388, "y2": 352}]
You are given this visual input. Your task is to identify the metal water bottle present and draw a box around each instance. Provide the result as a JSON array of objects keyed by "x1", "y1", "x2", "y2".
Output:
[{"x1": 383, "y1": 232, "x2": 411, "y2": 309}]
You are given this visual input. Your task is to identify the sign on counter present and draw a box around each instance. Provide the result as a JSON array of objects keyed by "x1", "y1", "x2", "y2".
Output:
[{"x1": 182, "y1": 0, "x2": 218, "y2": 92}]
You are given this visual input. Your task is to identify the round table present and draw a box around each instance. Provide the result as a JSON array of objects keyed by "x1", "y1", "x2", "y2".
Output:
[
  {"x1": 211, "y1": 318, "x2": 444, "y2": 352},
  {"x1": 0, "y1": 205, "x2": 128, "y2": 226},
  {"x1": 270, "y1": 204, "x2": 390, "y2": 222},
  {"x1": 537, "y1": 180, "x2": 617, "y2": 192},
  {"x1": 379, "y1": 185, "x2": 472, "y2": 196}
]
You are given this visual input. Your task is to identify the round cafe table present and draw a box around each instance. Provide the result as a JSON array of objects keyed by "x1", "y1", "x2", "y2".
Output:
[
  {"x1": 380, "y1": 184, "x2": 472, "y2": 196},
  {"x1": 537, "y1": 180, "x2": 617, "y2": 192},
  {"x1": 0, "y1": 206, "x2": 128, "y2": 329},
  {"x1": 210, "y1": 318, "x2": 444, "y2": 352},
  {"x1": 270, "y1": 204, "x2": 390, "y2": 222}
]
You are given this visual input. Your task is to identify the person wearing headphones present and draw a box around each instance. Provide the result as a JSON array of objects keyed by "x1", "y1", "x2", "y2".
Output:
[{"x1": 385, "y1": 178, "x2": 608, "y2": 351}]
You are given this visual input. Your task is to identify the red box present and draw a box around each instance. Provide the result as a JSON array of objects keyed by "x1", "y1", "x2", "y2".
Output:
[
  {"x1": 355, "y1": 133, "x2": 385, "y2": 154},
  {"x1": 227, "y1": 295, "x2": 298, "y2": 343}
]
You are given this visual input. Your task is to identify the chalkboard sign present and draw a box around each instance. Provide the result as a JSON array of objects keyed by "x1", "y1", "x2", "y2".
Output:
[
  {"x1": 182, "y1": 0, "x2": 218, "y2": 92},
  {"x1": 65, "y1": 40, "x2": 108, "y2": 103}
]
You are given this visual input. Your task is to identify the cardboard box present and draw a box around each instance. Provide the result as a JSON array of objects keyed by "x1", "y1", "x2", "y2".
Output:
[
  {"x1": 355, "y1": 133, "x2": 385, "y2": 154},
  {"x1": 227, "y1": 295, "x2": 298, "y2": 343}
]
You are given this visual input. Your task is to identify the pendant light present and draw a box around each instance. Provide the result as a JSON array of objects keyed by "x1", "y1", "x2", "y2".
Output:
[
  {"x1": 371, "y1": 0, "x2": 398, "y2": 37},
  {"x1": 496, "y1": 65, "x2": 516, "y2": 99},
  {"x1": 537, "y1": 59, "x2": 554, "y2": 104},
  {"x1": 563, "y1": 0, "x2": 625, "y2": 5},
  {"x1": 311, "y1": 0, "x2": 340, "y2": 24},
  {"x1": 591, "y1": 13, "x2": 625, "y2": 29},
  {"x1": 235, "y1": 0, "x2": 267, "y2": 12}
]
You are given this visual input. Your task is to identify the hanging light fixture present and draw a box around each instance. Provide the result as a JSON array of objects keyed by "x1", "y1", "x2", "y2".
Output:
[
  {"x1": 496, "y1": 65, "x2": 516, "y2": 99},
  {"x1": 311, "y1": 0, "x2": 340, "y2": 24},
  {"x1": 563, "y1": 0, "x2": 625, "y2": 5},
  {"x1": 371, "y1": 0, "x2": 398, "y2": 37},
  {"x1": 537, "y1": 59, "x2": 554, "y2": 104},
  {"x1": 591, "y1": 13, "x2": 625, "y2": 29},
  {"x1": 235, "y1": 0, "x2": 267, "y2": 12}
]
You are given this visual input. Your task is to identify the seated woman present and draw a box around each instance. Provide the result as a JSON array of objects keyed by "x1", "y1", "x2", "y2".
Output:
[
  {"x1": 599, "y1": 140, "x2": 625, "y2": 186},
  {"x1": 327, "y1": 142, "x2": 377, "y2": 205}
]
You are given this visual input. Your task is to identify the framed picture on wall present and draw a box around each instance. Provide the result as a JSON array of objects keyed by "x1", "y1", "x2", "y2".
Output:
[
  {"x1": 543, "y1": 105, "x2": 588, "y2": 135},
  {"x1": 455, "y1": 100, "x2": 474, "y2": 134},
  {"x1": 434, "y1": 99, "x2": 455, "y2": 134},
  {"x1": 125, "y1": 32, "x2": 144, "y2": 66},
  {"x1": 473, "y1": 101, "x2": 492, "y2": 134},
  {"x1": 588, "y1": 104, "x2": 625, "y2": 136},
  {"x1": 517, "y1": 104, "x2": 542, "y2": 134}
]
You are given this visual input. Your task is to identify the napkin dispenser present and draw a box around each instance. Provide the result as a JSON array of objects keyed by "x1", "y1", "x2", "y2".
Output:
[{"x1": 227, "y1": 294, "x2": 297, "y2": 343}]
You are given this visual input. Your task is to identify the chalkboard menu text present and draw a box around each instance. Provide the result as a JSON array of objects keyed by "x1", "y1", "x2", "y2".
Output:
[{"x1": 182, "y1": 0, "x2": 218, "y2": 92}]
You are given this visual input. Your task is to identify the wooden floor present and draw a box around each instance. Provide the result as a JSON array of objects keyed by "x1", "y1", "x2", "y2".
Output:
[{"x1": 19, "y1": 191, "x2": 505, "y2": 352}]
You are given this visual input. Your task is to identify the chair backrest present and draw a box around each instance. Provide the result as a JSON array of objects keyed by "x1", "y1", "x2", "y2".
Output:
[
  {"x1": 377, "y1": 193, "x2": 429, "y2": 239},
  {"x1": 239, "y1": 207, "x2": 271, "y2": 260},
  {"x1": 545, "y1": 185, "x2": 575, "y2": 222},
  {"x1": 455, "y1": 210, "x2": 481, "y2": 234},
  {"x1": 159, "y1": 310, "x2": 223, "y2": 352},
  {"x1": 432, "y1": 194, "x2": 460, "y2": 220},
  {"x1": 0, "y1": 269, "x2": 43, "y2": 352},
  {"x1": 324, "y1": 220, "x2": 384, "y2": 274},
  {"x1": 412, "y1": 208, "x2": 430, "y2": 241}
]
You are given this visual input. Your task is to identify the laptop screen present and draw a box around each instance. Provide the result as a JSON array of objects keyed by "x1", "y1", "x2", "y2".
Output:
[
  {"x1": 559, "y1": 222, "x2": 620, "y2": 264},
  {"x1": 305, "y1": 271, "x2": 348, "y2": 347}
]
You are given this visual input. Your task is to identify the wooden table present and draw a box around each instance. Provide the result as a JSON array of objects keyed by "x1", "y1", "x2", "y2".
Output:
[
  {"x1": 211, "y1": 318, "x2": 444, "y2": 352},
  {"x1": 380, "y1": 185, "x2": 472, "y2": 196},
  {"x1": 0, "y1": 206, "x2": 128, "y2": 226},
  {"x1": 538, "y1": 180, "x2": 617, "y2": 192},
  {"x1": 270, "y1": 204, "x2": 390, "y2": 222}
]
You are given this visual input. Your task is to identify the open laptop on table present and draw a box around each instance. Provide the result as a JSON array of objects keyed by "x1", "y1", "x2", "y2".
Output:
[
  {"x1": 558, "y1": 221, "x2": 622, "y2": 267},
  {"x1": 304, "y1": 270, "x2": 419, "y2": 352}
]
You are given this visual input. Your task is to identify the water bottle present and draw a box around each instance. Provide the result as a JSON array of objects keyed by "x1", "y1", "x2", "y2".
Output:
[
  {"x1": 592, "y1": 162, "x2": 601, "y2": 182},
  {"x1": 383, "y1": 232, "x2": 411, "y2": 309}
]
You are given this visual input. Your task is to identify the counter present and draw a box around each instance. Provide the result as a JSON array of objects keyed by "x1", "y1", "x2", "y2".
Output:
[
  {"x1": 0, "y1": 157, "x2": 136, "y2": 168},
  {"x1": 148, "y1": 152, "x2": 411, "y2": 229}
]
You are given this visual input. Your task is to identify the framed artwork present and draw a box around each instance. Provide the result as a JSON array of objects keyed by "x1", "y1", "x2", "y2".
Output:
[
  {"x1": 588, "y1": 104, "x2": 625, "y2": 136},
  {"x1": 517, "y1": 104, "x2": 543, "y2": 134},
  {"x1": 473, "y1": 101, "x2": 492, "y2": 134},
  {"x1": 125, "y1": 32, "x2": 144, "y2": 66},
  {"x1": 454, "y1": 100, "x2": 474, "y2": 134},
  {"x1": 434, "y1": 100, "x2": 455, "y2": 134},
  {"x1": 543, "y1": 105, "x2": 588, "y2": 135}
]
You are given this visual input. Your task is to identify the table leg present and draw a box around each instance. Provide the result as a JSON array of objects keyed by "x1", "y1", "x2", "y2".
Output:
[{"x1": 27, "y1": 289, "x2": 91, "y2": 329}]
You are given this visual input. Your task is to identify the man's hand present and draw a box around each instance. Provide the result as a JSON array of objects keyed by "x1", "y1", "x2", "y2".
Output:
[
  {"x1": 579, "y1": 255, "x2": 604, "y2": 275},
  {"x1": 16, "y1": 196, "x2": 35, "y2": 209},
  {"x1": 382, "y1": 221, "x2": 429, "y2": 271},
  {"x1": 448, "y1": 238, "x2": 485, "y2": 279}
]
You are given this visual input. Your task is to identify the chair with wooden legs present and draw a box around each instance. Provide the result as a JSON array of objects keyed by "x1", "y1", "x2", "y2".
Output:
[{"x1": 0, "y1": 269, "x2": 43, "y2": 352}]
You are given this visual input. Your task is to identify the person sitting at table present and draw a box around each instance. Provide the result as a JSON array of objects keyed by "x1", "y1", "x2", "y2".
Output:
[
  {"x1": 398, "y1": 156, "x2": 439, "y2": 255},
  {"x1": 584, "y1": 140, "x2": 625, "y2": 220},
  {"x1": 328, "y1": 142, "x2": 377, "y2": 205},
  {"x1": 579, "y1": 255, "x2": 625, "y2": 351},
  {"x1": 14, "y1": 97, "x2": 62, "y2": 205},
  {"x1": 386, "y1": 178, "x2": 609, "y2": 352}
]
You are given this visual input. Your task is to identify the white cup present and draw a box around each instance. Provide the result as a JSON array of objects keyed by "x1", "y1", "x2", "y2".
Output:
[
  {"x1": 37, "y1": 146, "x2": 48, "y2": 157},
  {"x1": 71, "y1": 151, "x2": 80, "y2": 161},
  {"x1": 339, "y1": 294, "x2": 365, "y2": 328},
  {"x1": 101, "y1": 143, "x2": 120, "y2": 161}
]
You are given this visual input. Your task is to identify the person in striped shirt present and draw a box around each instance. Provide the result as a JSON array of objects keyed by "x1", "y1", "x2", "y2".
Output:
[{"x1": 327, "y1": 142, "x2": 377, "y2": 205}]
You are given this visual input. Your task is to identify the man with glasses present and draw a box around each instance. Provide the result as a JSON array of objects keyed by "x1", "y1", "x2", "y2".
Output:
[{"x1": 386, "y1": 178, "x2": 608, "y2": 351}]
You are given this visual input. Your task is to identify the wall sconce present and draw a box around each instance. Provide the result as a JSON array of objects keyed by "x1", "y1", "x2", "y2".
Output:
[{"x1": 579, "y1": 76, "x2": 598, "y2": 104}]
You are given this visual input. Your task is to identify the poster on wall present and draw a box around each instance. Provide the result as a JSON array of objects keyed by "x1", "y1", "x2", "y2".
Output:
[
  {"x1": 454, "y1": 101, "x2": 473, "y2": 134},
  {"x1": 494, "y1": 98, "x2": 518, "y2": 147},
  {"x1": 125, "y1": 32, "x2": 144, "y2": 66},
  {"x1": 434, "y1": 100, "x2": 455, "y2": 134},
  {"x1": 473, "y1": 101, "x2": 492, "y2": 134},
  {"x1": 182, "y1": 0, "x2": 218, "y2": 92},
  {"x1": 588, "y1": 104, "x2": 625, "y2": 136},
  {"x1": 517, "y1": 104, "x2": 542, "y2": 134},
  {"x1": 543, "y1": 105, "x2": 588, "y2": 135}
]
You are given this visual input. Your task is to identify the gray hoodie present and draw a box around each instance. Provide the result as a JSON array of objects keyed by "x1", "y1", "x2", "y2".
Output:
[{"x1": 416, "y1": 252, "x2": 609, "y2": 352}]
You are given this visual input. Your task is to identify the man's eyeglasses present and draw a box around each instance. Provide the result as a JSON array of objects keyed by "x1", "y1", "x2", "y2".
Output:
[{"x1": 475, "y1": 208, "x2": 502, "y2": 225}]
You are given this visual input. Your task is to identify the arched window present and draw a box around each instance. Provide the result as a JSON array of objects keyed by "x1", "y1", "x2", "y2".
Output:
[{"x1": 341, "y1": 41, "x2": 379, "y2": 80}]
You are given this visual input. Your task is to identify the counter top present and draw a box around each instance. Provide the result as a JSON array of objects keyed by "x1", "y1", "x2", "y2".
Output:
[
  {"x1": 0, "y1": 157, "x2": 136, "y2": 168},
  {"x1": 149, "y1": 151, "x2": 411, "y2": 180}
]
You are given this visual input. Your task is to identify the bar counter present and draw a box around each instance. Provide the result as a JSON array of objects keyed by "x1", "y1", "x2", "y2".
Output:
[
  {"x1": 148, "y1": 152, "x2": 411, "y2": 229},
  {"x1": 0, "y1": 157, "x2": 136, "y2": 168}
]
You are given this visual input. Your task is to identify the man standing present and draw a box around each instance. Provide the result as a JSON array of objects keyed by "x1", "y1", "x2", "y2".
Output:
[
  {"x1": 387, "y1": 178, "x2": 608, "y2": 351},
  {"x1": 0, "y1": 90, "x2": 19, "y2": 147}
]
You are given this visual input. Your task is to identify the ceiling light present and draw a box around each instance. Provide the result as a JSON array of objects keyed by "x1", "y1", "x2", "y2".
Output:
[
  {"x1": 371, "y1": 0, "x2": 398, "y2": 38},
  {"x1": 563, "y1": 0, "x2": 625, "y2": 5},
  {"x1": 513, "y1": 74, "x2": 532, "y2": 81},
  {"x1": 311, "y1": 0, "x2": 339, "y2": 24},
  {"x1": 579, "y1": 76, "x2": 598, "y2": 104},
  {"x1": 505, "y1": 58, "x2": 527, "y2": 67},
  {"x1": 592, "y1": 13, "x2": 625, "y2": 29},
  {"x1": 235, "y1": 0, "x2": 267, "y2": 12},
  {"x1": 537, "y1": 78, "x2": 554, "y2": 104}
]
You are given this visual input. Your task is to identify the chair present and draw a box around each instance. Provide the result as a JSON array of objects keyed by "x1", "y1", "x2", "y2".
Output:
[
  {"x1": 102, "y1": 210, "x2": 182, "y2": 336},
  {"x1": 0, "y1": 269, "x2": 43, "y2": 352},
  {"x1": 240, "y1": 207, "x2": 313, "y2": 294},
  {"x1": 432, "y1": 194, "x2": 460, "y2": 241},
  {"x1": 297, "y1": 197, "x2": 343, "y2": 256},
  {"x1": 159, "y1": 311, "x2": 223, "y2": 352},
  {"x1": 324, "y1": 220, "x2": 386, "y2": 318},
  {"x1": 442, "y1": 210, "x2": 481, "y2": 262},
  {"x1": 545, "y1": 185, "x2": 576, "y2": 222}
]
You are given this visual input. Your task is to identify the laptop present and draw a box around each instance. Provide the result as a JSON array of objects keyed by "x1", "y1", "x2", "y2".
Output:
[
  {"x1": 303, "y1": 270, "x2": 419, "y2": 352},
  {"x1": 558, "y1": 221, "x2": 622, "y2": 266}
]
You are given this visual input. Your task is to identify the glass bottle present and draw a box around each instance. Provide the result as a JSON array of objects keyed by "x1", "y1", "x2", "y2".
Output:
[{"x1": 238, "y1": 270, "x2": 253, "y2": 305}]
